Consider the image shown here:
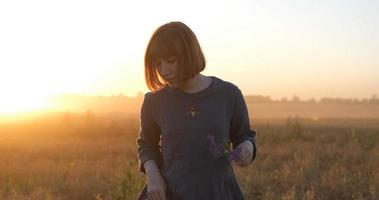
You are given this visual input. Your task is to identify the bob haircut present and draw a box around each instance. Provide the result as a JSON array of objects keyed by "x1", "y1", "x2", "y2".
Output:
[{"x1": 144, "y1": 21, "x2": 206, "y2": 92}]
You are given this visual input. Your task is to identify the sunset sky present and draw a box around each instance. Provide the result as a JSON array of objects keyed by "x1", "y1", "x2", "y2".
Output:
[{"x1": 0, "y1": 0, "x2": 378, "y2": 113}]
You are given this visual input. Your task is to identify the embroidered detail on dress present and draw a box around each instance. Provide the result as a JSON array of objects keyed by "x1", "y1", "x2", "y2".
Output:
[{"x1": 186, "y1": 105, "x2": 200, "y2": 118}]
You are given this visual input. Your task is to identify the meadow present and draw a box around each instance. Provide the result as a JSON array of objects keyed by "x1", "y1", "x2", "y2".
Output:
[{"x1": 0, "y1": 112, "x2": 378, "y2": 200}]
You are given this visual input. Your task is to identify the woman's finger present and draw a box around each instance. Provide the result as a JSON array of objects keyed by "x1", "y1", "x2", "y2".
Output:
[
  {"x1": 239, "y1": 149, "x2": 248, "y2": 161},
  {"x1": 243, "y1": 153, "x2": 252, "y2": 164},
  {"x1": 148, "y1": 191, "x2": 160, "y2": 200},
  {"x1": 156, "y1": 192, "x2": 162, "y2": 200},
  {"x1": 242, "y1": 156, "x2": 250, "y2": 164},
  {"x1": 159, "y1": 190, "x2": 166, "y2": 200}
]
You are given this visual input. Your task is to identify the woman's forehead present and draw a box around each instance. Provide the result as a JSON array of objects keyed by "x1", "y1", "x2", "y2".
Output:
[{"x1": 150, "y1": 47, "x2": 177, "y2": 62}]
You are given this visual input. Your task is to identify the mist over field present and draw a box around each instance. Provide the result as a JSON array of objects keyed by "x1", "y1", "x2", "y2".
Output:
[
  {"x1": 1, "y1": 97, "x2": 378, "y2": 199},
  {"x1": 13, "y1": 94, "x2": 377, "y2": 119}
]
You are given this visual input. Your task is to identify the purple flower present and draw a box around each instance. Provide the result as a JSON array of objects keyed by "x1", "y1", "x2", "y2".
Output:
[
  {"x1": 207, "y1": 134, "x2": 241, "y2": 161},
  {"x1": 207, "y1": 134, "x2": 223, "y2": 158},
  {"x1": 229, "y1": 146, "x2": 241, "y2": 161}
]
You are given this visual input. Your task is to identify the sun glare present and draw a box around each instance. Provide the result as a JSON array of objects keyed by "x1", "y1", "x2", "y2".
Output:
[{"x1": 0, "y1": 94, "x2": 51, "y2": 116}]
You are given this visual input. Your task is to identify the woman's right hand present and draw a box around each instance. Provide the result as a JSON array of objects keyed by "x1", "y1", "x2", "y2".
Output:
[{"x1": 146, "y1": 169, "x2": 167, "y2": 200}]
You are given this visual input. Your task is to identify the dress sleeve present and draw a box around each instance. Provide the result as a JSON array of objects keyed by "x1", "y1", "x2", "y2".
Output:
[
  {"x1": 230, "y1": 87, "x2": 257, "y2": 164},
  {"x1": 136, "y1": 92, "x2": 162, "y2": 174}
]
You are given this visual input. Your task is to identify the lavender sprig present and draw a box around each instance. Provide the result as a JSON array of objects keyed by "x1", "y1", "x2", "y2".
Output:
[
  {"x1": 207, "y1": 134, "x2": 241, "y2": 161},
  {"x1": 206, "y1": 134, "x2": 223, "y2": 158}
]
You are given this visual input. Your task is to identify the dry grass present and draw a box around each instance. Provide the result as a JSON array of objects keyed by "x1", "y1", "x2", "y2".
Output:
[
  {"x1": 0, "y1": 113, "x2": 378, "y2": 199},
  {"x1": 237, "y1": 117, "x2": 379, "y2": 199}
]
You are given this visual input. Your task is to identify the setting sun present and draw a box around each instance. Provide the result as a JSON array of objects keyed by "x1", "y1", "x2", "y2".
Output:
[{"x1": 0, "y1": 92, "x2": 50, "y2": 115}]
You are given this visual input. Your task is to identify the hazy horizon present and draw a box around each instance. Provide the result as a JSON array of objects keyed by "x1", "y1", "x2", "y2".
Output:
[{"x1": 44, "y1": 91, "x2": 379, "y2": 100}]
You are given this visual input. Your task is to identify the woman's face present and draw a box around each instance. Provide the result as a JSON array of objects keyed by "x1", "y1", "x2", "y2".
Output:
[{"x1": 156, "y1": 56, "x2": 179, "y2": 87}]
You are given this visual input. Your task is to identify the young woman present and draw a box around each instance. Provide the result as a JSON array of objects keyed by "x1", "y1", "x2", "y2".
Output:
[{"x1": 136, "y1": 21, "x2": 257, "y2": 200}]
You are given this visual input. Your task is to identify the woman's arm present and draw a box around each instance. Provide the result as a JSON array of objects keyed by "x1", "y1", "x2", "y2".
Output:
[
  {"x1": 136, "y1": 93, "x2": 162, "y2": 174},
  {"x1": 137, "y1": 93, "x2": 167, "y2": 200},
  {"x1": 229, "y1": 86, "x2": 257, "y2": 165}
]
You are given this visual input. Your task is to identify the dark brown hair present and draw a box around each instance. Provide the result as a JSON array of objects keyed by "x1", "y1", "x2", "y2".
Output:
[{"x1": 144, "y1": 21, "x2": 206, "y2": 92}]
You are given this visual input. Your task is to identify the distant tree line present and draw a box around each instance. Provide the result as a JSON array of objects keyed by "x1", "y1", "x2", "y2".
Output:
[
  {"x1": 52, "y1": 93, "x2": 379, "y2": 107},
  {"x1": 81, "y1": 93, "x2": 379, "y2": 105},
  {"x1": 244, "y1": 94, "x2": 379, "y2": 105}
]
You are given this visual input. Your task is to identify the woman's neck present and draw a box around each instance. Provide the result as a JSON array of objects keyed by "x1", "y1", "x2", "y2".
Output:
[{"x1": 178, "y1": 74, "x2": 211, "y2": 94}]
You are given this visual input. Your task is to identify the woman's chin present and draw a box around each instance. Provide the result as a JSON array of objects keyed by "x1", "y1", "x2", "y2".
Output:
[
  {"x1": 168, "y1": 83, "x2": 177, "y2": 88},
  {"x1": 167, "y1": 81, "x2": 178, "y2": 88},
  {"x1": 167, "y1": 79, "x2": 185, "y2": 88}
]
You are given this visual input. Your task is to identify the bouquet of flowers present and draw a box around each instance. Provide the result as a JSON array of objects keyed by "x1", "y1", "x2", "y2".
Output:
[{"x1": 207, "y1": 134, "x2": 241, "y2": 161}]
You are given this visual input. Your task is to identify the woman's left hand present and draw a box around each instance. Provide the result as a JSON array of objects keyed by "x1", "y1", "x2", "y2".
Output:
[{"x1": 234, "y1": 140, "x2": 254, "y2": 167}]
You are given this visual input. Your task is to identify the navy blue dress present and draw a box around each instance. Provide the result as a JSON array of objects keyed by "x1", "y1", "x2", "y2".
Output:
[{"x1": 136, "y1": 76, "x2": 257, "y2": 200}]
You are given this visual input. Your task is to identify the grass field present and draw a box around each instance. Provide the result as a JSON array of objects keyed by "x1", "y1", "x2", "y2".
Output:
[{"x1": 0, "y1": 113, "x2": 378, "y2": 199}]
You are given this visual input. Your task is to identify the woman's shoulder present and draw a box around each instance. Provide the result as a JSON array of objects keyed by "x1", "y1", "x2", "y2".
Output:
[
  {"x1": 143, "y1": 85, "x2": 170, "y2": 100},
  {"x1": 212, "y1": 76, "x2": 242, "y2": 95}
]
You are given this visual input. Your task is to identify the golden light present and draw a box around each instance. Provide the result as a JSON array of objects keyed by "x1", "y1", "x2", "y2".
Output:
[{"x1": 0, "y1": 93, "x2": 51, "y2": 115}]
